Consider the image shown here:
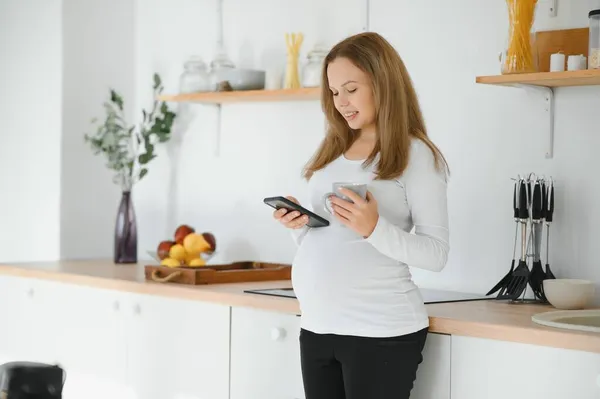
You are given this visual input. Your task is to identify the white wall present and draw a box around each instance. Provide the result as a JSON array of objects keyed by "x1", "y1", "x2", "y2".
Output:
[
  {"x1": 370, "y1": 0, "x2": 600, "y2": 300},
  {"x1": 133, "y1": 0, "x2": 365, "y2": 263},
  {"x1": 0, "y1": 0, "x2": 62, "y2": 262},
  {"x1": 60, "y1": 0, "x2": 136, "y2": 259},
  {"x1": 2, "y1": 0, "x2": 600, "y2": 304},
  {"x1": 133, "y1": 0, "x2": 600, "y2": 303}
]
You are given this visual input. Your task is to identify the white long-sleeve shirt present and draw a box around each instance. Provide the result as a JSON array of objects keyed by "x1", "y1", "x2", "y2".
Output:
[{"x1": 290, "y1": 138, "x2": 450, "y2": 337}]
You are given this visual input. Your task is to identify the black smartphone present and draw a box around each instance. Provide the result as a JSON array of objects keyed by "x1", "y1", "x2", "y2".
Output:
[{"x1": 263, "y1": 196, "x2": 330, "y2": 228}]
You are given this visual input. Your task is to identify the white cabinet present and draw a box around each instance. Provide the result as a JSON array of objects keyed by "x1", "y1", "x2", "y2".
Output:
[
  {"x1": 229, "y1": 308, "x2": 451, "y2": 399},
  {"x1": 0, "y1": 275, "x2": 231, "y2": 399},
  {"x1": 36, "y1": 281, "x2": 130, "y2": 399},
  {"x1": 411, "y1": 333, "x2": 451, "y2": 399},
  {"x1": 4, "y1": 272, "x2": 600, "y2": 399},
  {"x1": 125, "y1": 292, "x2": 230, "y2": 399},
  {"x1": 0, "y1": 276, "x2": 131, "y2": 399},
  {"x1": 230, "y1": 306, "x2": 304, "y2": 399},
  {"x1": 0, "y1": 275, "x2": 42, "y2": 364},
  {"x1": 451, "y1": 335, "x2": 600, "y2": 399}
]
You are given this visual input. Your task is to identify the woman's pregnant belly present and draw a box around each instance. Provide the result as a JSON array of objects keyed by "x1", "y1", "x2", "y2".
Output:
[{"x1": 291, "y1": 226, "x2": 426, "y2": 334}]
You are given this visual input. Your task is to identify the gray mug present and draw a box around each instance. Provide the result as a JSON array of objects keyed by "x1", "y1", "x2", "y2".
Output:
[{"x1": 322, "y1": 182, "x2": 368, "y2": 215}]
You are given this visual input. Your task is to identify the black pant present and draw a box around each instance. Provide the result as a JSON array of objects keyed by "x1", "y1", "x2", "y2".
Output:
[{"x1": 299, "y1": 327, "x2": 428, "y2": 399}]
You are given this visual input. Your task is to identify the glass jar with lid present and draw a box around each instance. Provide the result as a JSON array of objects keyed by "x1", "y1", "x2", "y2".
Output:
[
  {"x1": 208, "y1": 45, "x2": 236, "y2": 90},
  {"x1": 302, "y1": 44, "x2": 328, "y2": 88},
  {"x1": 588, "y1": 9, "x2": 600, "y2": 69},
  {"x1": 179, "y1": 56, "x2": 210, "y2": 93}
]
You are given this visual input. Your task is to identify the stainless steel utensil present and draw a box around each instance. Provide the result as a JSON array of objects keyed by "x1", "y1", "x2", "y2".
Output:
[
  {"x1": 544, "y1": 177, "x2": 556, "y2": 279},
  {"x1": 529, "y1": 175, "x2": 547, "y2": 301}
]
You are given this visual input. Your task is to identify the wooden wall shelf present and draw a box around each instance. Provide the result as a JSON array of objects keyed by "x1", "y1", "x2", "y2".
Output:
[
  {"x1": 474, "y1": 27, "x2": 600, "y2": 160},
  {"x1": 157, "y1": 87, "x2": 320, "y2": 104},
  {"x1": 476, "y1": 69, "x2": 600, "y2": 88},
  {"x1": 475, "y1": 69, "x2": 600, "y2": 160}
]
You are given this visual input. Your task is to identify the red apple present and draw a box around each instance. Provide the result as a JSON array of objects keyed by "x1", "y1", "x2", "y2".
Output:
[
  {"x1": 201, "y1": 232, "x2": 216, "y2": 252},
  {"x1": 157, "y1": 240, "x2": 175, "y2": 260},
  {"x1": 174, "y1": 224, "x2": 195, "y2": 245}
]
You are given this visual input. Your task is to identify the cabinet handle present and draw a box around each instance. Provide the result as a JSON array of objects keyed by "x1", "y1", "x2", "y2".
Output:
[
  {"x1": 133, "y1": 303, "x2": 142, "y2": 315},
  {"x1": 27, "y1": 288, "x2": 34, "y2": 298},
  {"x1": 270, "y1": 327, "x2": 286, "y2": 341},
  {"x1": 113, "y1": 301, "x2": 120, "y2": 311}
]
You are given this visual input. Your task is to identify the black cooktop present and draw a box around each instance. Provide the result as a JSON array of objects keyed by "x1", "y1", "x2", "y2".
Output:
[{"x1": 244, "y1": 287, "x2": 493, "y2": 304}]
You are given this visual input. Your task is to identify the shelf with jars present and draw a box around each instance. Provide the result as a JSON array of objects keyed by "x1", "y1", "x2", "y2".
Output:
[
  {"x1": 157, "y1": 87, "x2": 320, "y2": 104},
  {"x1": 475, "y1": 5, "x2": 600, "y2": 160},
  {"x1": 161, "y1": 40, "x2": 327, "y2": 105},
  {"x1": 160, "y1": 40, "x2": 326, "y2": 156},
  {"x1": 161, "y1": 0, "x2": 329, "y2": 156}
]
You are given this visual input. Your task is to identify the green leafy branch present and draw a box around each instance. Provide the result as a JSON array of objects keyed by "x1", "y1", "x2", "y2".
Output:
[{"x1": 84, "y1": 73, "x2": 176, "y2": 190}]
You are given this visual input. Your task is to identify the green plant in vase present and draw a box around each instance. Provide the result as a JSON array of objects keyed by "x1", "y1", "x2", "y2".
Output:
[{"x1": 84, "y1": 73, "x2": 176, "y2": 264}]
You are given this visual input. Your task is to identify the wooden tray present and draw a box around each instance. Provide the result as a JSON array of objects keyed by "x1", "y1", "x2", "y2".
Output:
[{"x1": 144, "y1": 261, "x2": 291, "y2": 285}]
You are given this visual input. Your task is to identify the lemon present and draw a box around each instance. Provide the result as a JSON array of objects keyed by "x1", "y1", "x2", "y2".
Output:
[
  {"x1": 160, "y1": 258, "x2": 180, "y2": 268},
  {"x1": 188, "y1": 257, "x2": 206, "y2": 267},
  {"x1": 184, "y1": 252, "x2": 198, "y2": 265},
  {"x1": 169, "y1": 244, "x2": 187, "y2": 261}
]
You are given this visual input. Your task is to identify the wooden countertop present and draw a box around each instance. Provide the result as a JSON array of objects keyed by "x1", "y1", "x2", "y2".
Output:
[{"x1": 0, "y1": 260, "x2": 598, "y2": 354}]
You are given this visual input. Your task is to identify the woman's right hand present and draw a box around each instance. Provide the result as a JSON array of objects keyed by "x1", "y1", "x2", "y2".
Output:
[{"x1": 273, "y1": 196, "x2": 309, "y2": 229}]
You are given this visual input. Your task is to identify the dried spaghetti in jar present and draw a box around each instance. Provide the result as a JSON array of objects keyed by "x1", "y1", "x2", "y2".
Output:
[{"x1": 502, "y1": 0, "x2": 539, "y2": 74}]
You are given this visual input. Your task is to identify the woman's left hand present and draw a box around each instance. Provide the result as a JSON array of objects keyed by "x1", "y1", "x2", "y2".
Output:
[{"x1": 330, "y1": 188, "x2": 379, "y2": 238}]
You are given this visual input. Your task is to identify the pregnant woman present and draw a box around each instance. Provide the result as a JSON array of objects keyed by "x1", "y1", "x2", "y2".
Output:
[{"x1": 273, "y1": 31, "x2": 450, "y2": 399}]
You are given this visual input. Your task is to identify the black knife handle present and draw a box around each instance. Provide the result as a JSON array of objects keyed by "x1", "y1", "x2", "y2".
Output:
[
  {"x1": 532, "y1": 182, "x2": 542, "y2": 221},
  {"x1": 546, "y1": 182, "x2": 554, "y2": 222},
  {"x1": 540, "y1": 181, "x2": 547, "y2": 219},
  {"x1": 513, "y1": 180, "x2": 518, "y2": 219},
  {"x1": 518, "y1": 179, "x2": 529, "y2": 219}
]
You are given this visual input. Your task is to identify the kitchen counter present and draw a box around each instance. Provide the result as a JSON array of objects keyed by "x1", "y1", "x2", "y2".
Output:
[{"x1": 0, "y1": 259, "x2": 598, "y2": 354}]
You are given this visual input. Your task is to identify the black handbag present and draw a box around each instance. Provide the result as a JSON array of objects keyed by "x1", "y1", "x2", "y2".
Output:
[{"x1": 0, "y1": 362, "x2": 66, "y2": 399}]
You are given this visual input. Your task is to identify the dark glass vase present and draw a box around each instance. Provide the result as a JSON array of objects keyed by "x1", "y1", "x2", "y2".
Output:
[{"x1": 114, "y1": 190, "x2": 137, "y2": 264}]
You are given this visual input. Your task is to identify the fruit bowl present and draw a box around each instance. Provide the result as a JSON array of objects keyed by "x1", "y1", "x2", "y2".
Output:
[{"x1": 151, "y1": 224, "x2": 217, "y2": 268}]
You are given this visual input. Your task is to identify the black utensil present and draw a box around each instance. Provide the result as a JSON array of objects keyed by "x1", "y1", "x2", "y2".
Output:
[
  {"x1": 544, "y1": 178, "x2": 556, "y2": 279},
  {"x1": 487, "y1": 178, "x2": 519, "y2": 297},
  {"x1": 529, "y1": 176, "x2": 547, "y2": 301},
  {"x1": 499, "y1": 177, "x2": 530, "y2": 300},
  {"x1": 540, "y1": 178, "x2": 547, "y2": 220}
]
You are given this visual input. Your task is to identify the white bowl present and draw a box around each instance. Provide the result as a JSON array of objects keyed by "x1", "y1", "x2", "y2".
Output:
[
  {"x1": 543, "y1": 279, "x2": 595, "y2": 310},
  {"x1": 212, "y1": 68, "x2": 265, "y2": 91}
]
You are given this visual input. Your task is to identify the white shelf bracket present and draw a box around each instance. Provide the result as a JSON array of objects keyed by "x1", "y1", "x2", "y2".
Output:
[
  {"x1": 548, "y1": 0, "x2": 558, "y2": 17},
  {"x1": 195, "y1": 103, "x2": 221, "y2": 157},
  {"x1": 363, "y1": 0, "x2": 370, "y2": 31},
  {"x1": 215, "y1": 104, "x2": 221, "y2": 157},
  {"x1": 514, "y1": 84, "x2": 555, "y2": 159}
]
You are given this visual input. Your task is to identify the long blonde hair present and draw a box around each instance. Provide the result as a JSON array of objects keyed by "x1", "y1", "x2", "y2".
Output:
[{"x1": 303, "y1": 32, "x2": 449, "y2": 180}]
